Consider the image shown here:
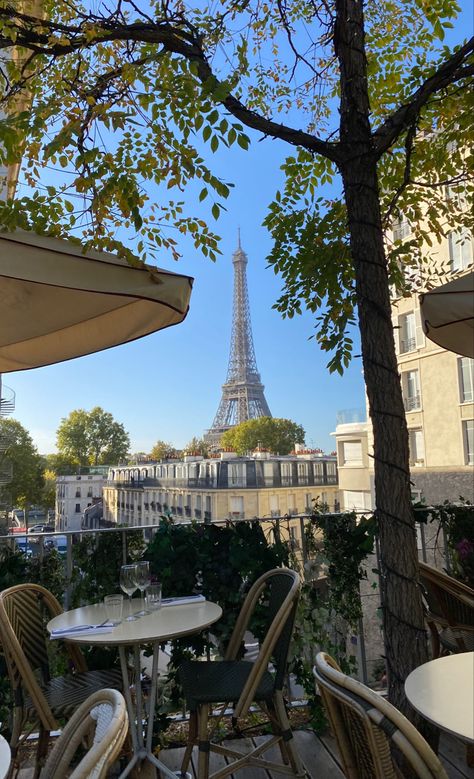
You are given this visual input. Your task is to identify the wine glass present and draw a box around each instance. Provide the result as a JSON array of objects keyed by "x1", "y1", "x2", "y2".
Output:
[
  {"x1": 120, "y1": 563, "x2": 138, "y2": 621},
  {"x1": 135, "y1": 561, "x2": 151, "y2": 616}
]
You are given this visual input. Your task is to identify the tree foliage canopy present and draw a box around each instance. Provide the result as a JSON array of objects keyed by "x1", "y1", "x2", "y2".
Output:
[
  {"x1": 0, "y1": 0, "x2": 471, "y2": 370},
  {"x1": 56, "y1": 406, "x2": 130, "y2": 465},
  {"x1": 0, "y1": 417, "x2": 44, "y2": 508},
  {"x1": 149, "y1": 439, "x2": 181, "y2": 461},
  {"x1": 221, "y1": 416, "x2": 305, "y2": 455}
]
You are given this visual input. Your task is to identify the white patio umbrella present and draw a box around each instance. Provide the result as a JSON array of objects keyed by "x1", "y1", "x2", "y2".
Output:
[
  {"x1": 419, "y1": 271, "x2": 474, "y2": 358},
  {"x1": 0, "y1": 230, "x2": 193, "y2": 372}
]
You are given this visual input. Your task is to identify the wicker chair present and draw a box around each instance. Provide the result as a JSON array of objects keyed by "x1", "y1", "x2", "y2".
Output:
[
  {"x1": 419, "y1": 561, "x2": 474, "y2": 657},
  {"x1": 40, "y1": 688, "x2": 128, "y2": 779},
  {"x1": 313, "y1": 652, "x2": 448, "y2": 779},
  {"x1": 0, "y1": 583, "x2": 123, "y2": 778},
  {"x1": 179, "y1": 567, "x2": 306, "y2": 779}
]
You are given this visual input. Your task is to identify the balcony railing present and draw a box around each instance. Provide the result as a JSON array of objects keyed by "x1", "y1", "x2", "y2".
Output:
[{"x1": 400, "y1": 336, "x2": 417, "y2": 353}]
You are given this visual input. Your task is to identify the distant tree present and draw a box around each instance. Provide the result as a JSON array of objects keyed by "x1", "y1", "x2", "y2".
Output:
[
  {"x1": 184, "y1": 437, "x2": 209, "y2": 457},
  {"x1": 0, "y1": 418, "x2": 44, "y2": 509},
  {"x1": 43, "y1": 452, "x2": 79, "y2": 475},
  {"x1": 150, "y1": 440, "x2": 181, "y2": 461},
  {"x1": 40, "y1": 468, "x2": 57, "y2": 514},
  {"x1": 221, "y1": 418, "x2": 305, "y2": 455},
  {"x1": 56, "y1": 407, "x2": 130, "y2": 465}
]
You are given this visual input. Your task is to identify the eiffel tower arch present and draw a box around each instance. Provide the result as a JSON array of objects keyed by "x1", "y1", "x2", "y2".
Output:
[{"x1": 205, "y1": 236, "x2": 271, "y2": 448}]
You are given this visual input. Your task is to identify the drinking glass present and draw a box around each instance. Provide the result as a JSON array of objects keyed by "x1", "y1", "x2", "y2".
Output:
[
  {"x1": 145, "y1": 583, "x2": 162, "y2": 611},
  {"x1": 104, "y1": 594, "x2": 123, "y2": 625},
  {"x1": 135, "y1": 561, "x2": 151, "y2": 616},
  {"x1": 120, "y1": 563, "x2": 138, "y2": 621}
]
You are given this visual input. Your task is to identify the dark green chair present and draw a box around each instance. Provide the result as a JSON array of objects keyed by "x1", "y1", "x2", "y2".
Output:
[{"x1": 179, "y1": 567, "x2": 306, "y2": 779}]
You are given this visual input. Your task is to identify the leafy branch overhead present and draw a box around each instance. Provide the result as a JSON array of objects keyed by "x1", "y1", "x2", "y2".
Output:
[{"x1": 0, "y1": 1, "x2": 472, "y2": 369}]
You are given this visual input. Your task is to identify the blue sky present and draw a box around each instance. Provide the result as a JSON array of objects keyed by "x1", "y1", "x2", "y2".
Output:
[
  {"x1": 9, "y1": 132, "x2": 366, "y2": 455},
  {"x1": 4, "y1": 4, "x2": 469, "y2": 457}
]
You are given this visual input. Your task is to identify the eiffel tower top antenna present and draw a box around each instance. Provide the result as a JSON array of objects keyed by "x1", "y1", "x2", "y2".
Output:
[{"x1": 204, "y1": 234, "x2": 271, "y2": 447}]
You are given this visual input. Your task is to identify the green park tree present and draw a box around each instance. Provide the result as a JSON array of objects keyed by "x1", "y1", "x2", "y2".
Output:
[
  {"x1": 0, "y1": 0, "x2": 472, "y2": 714},
  {"x1": 221, "y1": 417, "x2": 305, "y2": 455},
  {"x1": 56, "y1": 407, "x2": 130, "y2": 465},
  {"x1": 149, "y1": 440, "x2": 181, "y2": 461},
  {"x1": 0, "y1": 418, "x2": 44, "y2": 510},
  {"x1": 184, "y1": 436, "x2": 210, "y2": 457},
  {"x1": 43, "y1": 452, "x2": 80, "y2": 475}
]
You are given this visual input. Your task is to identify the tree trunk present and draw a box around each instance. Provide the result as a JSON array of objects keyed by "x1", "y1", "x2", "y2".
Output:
[{"x1": 335, "y1": 0, "x2": 429, "y2": 718}]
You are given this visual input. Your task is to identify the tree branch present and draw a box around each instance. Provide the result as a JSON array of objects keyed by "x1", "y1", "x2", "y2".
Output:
[
  {"x1": 0, "y1": 9, "x2": 340, "y2": 162},
  {"x1": 373, "y1": 35, "x2": 474, "y2": 156}
]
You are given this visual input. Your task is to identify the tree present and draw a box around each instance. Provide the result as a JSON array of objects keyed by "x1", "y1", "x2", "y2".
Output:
[
  {"x1": 56, "y1": 407, "x2": 130, "y2": 465},
  {"x1": 221, "y1": 417, "x2": 305, "y2": 455},
  {"x1": 184, "y1": 437, "x2": 209, "y2": 457},
  {"x1": 43, "y1": 452, "x2": 80, "y2": 475},
  {"x1": 149, "y1": 440, "x2": 181, "y2": 461},
  {"x1": 0, "y1": 0, "x2": 472, "y2": 716},
  {"x1": 40, "y1": 468, "x2": 56, "y2": 514},
  {"x1": 0, "y1": 418, "x2": 44, "y2": 509}
]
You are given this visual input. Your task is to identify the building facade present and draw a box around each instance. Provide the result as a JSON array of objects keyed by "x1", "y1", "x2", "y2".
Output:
[
  {"x1": 56, "y1": 470, "x2": 107, "y2": 531},
  {"x1": 103, "y1": 451, "x2": 339, "y2": 527},
  {"x1": 334, "y1": 213, "x2": 474, "y2": 510}
]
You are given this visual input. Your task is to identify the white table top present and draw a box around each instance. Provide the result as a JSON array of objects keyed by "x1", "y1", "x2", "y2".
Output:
[
  {"x1": 47, "y1": 599, "x2": 222, "y2": 646},
  {"x1": 0, "y1": 734, "x2": 10, "y2": 779},
  {"x1": 405, "y1": 652, "x2": 474, "y2": 743}
]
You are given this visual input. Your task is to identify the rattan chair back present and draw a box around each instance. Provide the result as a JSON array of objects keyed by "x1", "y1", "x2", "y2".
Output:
[
  {"x1": 40, "y1": 688, "x2": 128, "y2": 779},
  {"x1": 419, "y1": 562, "x2": 474, "y2": 655},
  {"x1": 314, "y1": 652, "x2": 448, "y2": 779},
  {"x1": 224, "y1": 566, "x2": 300, "y2": 717},
  {"x1": 0, "y1": 583, "x2": 87, "y2": 732}
]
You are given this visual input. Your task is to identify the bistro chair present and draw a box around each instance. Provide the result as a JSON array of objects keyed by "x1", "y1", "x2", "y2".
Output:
[
  {"x1": 418, "y1": 561, "x2": 474, "y2": 657},
  {"x1": 179, "y1": 567, "x2": 306, "y2": 779},
  {"x1": 0, "y1": 583, "x2": 123, "y2": 778},
  {"x1": 313, "y1": 652, "x2": 448, "y2": 779},
  {"x1": 40, "y1": 688, "x2": 128, "y2": 779}
]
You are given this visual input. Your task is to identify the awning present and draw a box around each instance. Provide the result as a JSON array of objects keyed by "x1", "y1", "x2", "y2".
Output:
[
  {"x1": 419, "y1": 271, "x2": 474, "y2": 358},
  {"x1": 0, "y1": 230, "x2": 193, "y2": 372}
]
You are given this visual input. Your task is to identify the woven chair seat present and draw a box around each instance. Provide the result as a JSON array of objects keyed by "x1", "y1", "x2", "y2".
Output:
[
  {"x1": 25, "y1": 668, "x2": 123, "y2": 722},
  {"x1": 180, "y1": 660, "x2": 275, "y2": 711},
  {"x1": 440, "y1": 626, "x2": 474, "y2": 653}
]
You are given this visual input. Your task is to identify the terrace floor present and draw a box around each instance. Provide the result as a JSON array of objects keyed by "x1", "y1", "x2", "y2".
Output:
[{"x1": 17, "y1": 729, "x2": 472, "y2": 778}]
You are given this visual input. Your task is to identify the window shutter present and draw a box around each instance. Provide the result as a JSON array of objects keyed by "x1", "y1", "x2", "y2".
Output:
[{"x1": 415, "y1": 308, "x2": 425, "y2": 348}]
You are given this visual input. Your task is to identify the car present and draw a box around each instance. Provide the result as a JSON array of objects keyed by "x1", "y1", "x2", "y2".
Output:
[
  {"x1": 28, "y1": 524, "x2": 55, "y2": 534},
  {"x1": 14, "y1": 536, "x2": 33, "y2": 558}
]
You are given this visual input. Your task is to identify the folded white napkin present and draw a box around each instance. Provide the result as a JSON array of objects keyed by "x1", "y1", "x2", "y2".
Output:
[
  {"x1": 161, "y1": 595, "x2": 206, "y2": 607},
  {"x1": 50, "y1": 622, "x2": 114, "y2": 639}
]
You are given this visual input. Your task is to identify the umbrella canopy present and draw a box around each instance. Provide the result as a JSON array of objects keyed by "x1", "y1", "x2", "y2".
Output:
[
  {"x1": 0, "y1": 230, "x2": 193, "y2": 372},
  {"x1": 419, "y1": 271, "x2": 474, "y2": 358}
]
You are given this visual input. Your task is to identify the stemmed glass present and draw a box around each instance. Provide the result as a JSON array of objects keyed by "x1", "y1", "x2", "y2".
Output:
[
  {"x1": 120, "y1": 563, "x2": 138, "y2": 621},
  {"x1": 135, "y1": 561, "x2": 151, "y2": 616}
]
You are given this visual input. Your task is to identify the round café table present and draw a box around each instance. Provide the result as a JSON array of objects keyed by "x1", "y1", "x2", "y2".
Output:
[
  {"x1": 48, "y1": 598, "x2": 222, "y2": 779},
  {"x1": 0, "y1": 735, "x2": 10, "y2": 779},
  {"x1": 405, "y1": 652, "x2": 474, "y2": 743}
]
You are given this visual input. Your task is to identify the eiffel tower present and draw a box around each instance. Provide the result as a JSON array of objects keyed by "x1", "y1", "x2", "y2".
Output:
[{"x1": 205, "y1": 235, "x2": 272, "y2": 447}]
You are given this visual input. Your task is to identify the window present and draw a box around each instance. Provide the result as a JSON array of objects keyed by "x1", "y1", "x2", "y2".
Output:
[
  {"x1": 75, "y1": 489, "x2": 81, "y2": 498},
  {"x1": 342, "y1": 441, "x2": 363, "y2": 465},
  {"x1": 402, "y1": 370, "x2": 421, "y2": 411},
  {"x1": 297, "y1": 462, "x2": 308, "y2": 484},
  {"x1": 228, "y1": 463, "x2": 244, "y2": 487},
  {"x1": 269, "y1": 494, "x2": 279, "y2": 517},
  {"x1": 280, "y1": 462, "x2": 292, "y2": 486},
  {"x1": 229, "y1": 496, "x2": 244, "y2": 518},
  {"x1": 75, "y1": 503, "x2": 81, "y2": 513},
  {"x1": 463, "y1": 420, "x2": 474, "y2": 465},
  {"x1": 408, "y1": 429, "x2": 425, "y2": 465},
  {"x1": 398, "y1": 310, "x2": 424, "y2": 353},
  {"x1": 392, "y1": 214, "x2": 411, "y2": 243},
  {"x1": 459, "y1": 357, "x2": 474, "y2": 403},
  {"x1": 449, "y1": 229, "x2": 473, "y2": 272}
]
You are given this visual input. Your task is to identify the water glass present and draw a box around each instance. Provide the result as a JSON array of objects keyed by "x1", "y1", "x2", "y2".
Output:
[
  {"x1": 104, "y1": 594, "x2": 123, "y2": 625},
  {"x1": 145, "y1": 583, "x2": 162, "y2": 611}
]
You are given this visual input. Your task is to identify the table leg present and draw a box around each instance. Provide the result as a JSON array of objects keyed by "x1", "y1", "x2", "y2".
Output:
[{"x1": 118, "y1": 642, "x2": 191, "y2": 779}]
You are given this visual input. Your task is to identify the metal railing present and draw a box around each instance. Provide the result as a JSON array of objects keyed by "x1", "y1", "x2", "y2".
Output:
[{"x1": 0, "y1": 511, "x2": 450, "y2": 689}]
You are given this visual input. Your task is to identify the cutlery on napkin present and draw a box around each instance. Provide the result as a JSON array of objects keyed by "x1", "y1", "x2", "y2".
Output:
[
  {"x1": 50, "y1": 622, "x2": 114, "y2": 638},
  {"x1": 161, "y1": 595, "x2": 205, "y2": 607}
]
